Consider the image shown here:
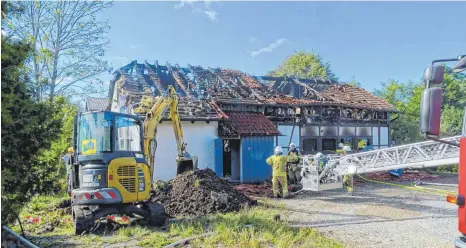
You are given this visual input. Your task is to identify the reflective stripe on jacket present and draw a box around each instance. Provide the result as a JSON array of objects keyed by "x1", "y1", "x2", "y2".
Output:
[
  {"x1": 266, "y1": 155, "x2": 288, "y2": 177},
  {"x1": 287, "y1": 151, "x2": 300, "y2": 164}
]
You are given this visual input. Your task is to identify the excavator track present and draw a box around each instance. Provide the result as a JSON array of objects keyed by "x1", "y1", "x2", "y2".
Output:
[
  {"x1": 73, "y1": 206, "x2": 94, "y2": 235},
  {"x1": 72, "y1": 202, "x2": 167, "y2": 235},
  {"x1": 147, "y1": 202, "x2": 167, "y2": 226}
]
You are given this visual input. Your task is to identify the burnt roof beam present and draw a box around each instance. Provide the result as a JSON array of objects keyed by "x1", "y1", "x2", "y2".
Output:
[{"x1": 144, "y1": 61, "x2": 165, "y2": 95}]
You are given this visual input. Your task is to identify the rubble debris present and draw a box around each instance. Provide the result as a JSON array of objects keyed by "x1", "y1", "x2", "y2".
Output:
[
  {"x1": 151, "y1": 169, "x2": 256, "y2": 217},
  {"x1": 88, "y1": 216, "x2": 122, "y2": 234},
  {"x1": 36, "y1": 224, "x2": 54, "y2": 235},
  {"x1": 233, "y1": 181, "x2": 301, "y2": 198},
  {"x1": 233, "y1": 183, "x2": 274, "y2": 198}
]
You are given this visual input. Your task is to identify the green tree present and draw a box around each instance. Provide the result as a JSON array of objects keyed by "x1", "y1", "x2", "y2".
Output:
[
  {"x1": 268, "y1": 51, "x2": 338, "y2": 81},
  {"x1": 1, "y1": 2, "x2": 68, "y2": 222},
  {"x1": 31, "y1": 96, "x2": 78, "y2": 195},
  {"x1": 1, "y1": 35, "x2": 62, "y2": 222},
  {"x1": 374, "y1": 70, "x2": 466, "y2": 145},
  {"x1": 374, "y1": 80, "x2": 425, "y2": 144},
  {"x1": 347, "y1": 76, "x2": 361, "y2": 87},
  {"x1": 3, "y1": 0, "x2": 113, "y2": 102},
  {"x1": 440, "y1": 70, "x2": 466, "y2": 136}
]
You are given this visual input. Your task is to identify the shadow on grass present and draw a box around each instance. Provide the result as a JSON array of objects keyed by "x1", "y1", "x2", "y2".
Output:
[
  {"x1": 169, "y1": 206, "x2": 343, "y2": 248},
  {"x1": 28, "y1": 234, "x2": 81, "y2": 248},
  {"x1": 22, "y1": 205, "x2": 343, "y2": 248}
]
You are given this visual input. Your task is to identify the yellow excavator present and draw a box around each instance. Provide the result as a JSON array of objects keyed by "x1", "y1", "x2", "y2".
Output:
[{"x1": 65, "y1": 85, "x2": 196, "y2": 234}]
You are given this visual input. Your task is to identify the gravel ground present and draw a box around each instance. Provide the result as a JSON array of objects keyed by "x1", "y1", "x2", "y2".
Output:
[{"x1": 279, "y1": 173, "x2": 458, "y2": 248}]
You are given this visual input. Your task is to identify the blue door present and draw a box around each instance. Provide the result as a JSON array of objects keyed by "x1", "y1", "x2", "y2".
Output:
[{"x1": 214, "y1": 139, "x2": 223, "y2": 177}]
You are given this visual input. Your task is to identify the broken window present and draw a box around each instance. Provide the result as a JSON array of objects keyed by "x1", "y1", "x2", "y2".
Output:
[
  {"x1": 322, "y1": 138, "x2": 336, "y2": 152},
  {"x1": 302, "y1": 138, "x2": 318, "y2": 154}
]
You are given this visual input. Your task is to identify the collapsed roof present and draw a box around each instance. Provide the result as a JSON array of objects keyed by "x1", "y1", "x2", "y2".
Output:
[{"x1": 108, "y1": 60, "x2": 395, "y2": 120}]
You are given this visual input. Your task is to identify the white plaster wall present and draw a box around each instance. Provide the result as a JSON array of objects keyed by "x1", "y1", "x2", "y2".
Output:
[
  {"x1": 111, "y1": 84, "x2": 119, "y2": 112},
  {"x1": 153, "y1": 121, "x2": 218, "y2": 181}
]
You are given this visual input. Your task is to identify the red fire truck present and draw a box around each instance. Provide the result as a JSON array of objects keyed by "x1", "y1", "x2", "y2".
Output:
[{"x1": 419, "y1": 55, "x2": 466, "y2": 247}]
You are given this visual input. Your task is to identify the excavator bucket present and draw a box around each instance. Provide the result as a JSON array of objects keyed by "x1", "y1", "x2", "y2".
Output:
[{"x1": 176, "y1": 157, "x2": 194, "y2": 175}]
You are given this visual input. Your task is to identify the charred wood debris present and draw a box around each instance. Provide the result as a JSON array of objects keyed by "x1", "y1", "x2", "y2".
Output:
[{"x1": 109, "y1": 60, "x2": 395, "y2": 124}]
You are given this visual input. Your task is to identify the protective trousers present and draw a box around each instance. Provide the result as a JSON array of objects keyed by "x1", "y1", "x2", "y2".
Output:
[
  {"x1": 287, "y1": 164, "x2": 302, "y2": 185},
  {"x1": 343, "y1": 174, "x2": 354, "y2": 193},
  {"x1": 272, "y1": 176, "x2": 289, "y2": 198}
]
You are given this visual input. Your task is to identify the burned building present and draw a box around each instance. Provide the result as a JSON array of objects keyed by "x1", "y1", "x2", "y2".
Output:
[{"x1": 107, "y1": 60, "x2": 395, "y2": 182}]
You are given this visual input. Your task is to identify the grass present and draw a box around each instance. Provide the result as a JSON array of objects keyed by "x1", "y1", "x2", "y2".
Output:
[
  {"x1": 11, "y1": 194, "x2": 72, "y2": 235},
  {"x1": 194, "y1": 179, "x2": 201, "y2": 188},
  {"x1": 168, "y1": 206, "x2": 342, "y2": 248},
  {"x1": 11, "y1": 195, "x2": 342, "y2": 248}
]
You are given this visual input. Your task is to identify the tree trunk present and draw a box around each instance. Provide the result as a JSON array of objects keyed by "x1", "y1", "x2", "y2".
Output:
[
  {"x1": 50, "y1": 6, "x2": 63, "y2": 103},
  {"x1": 50, "y1": 49, "x2": 59, "y2": 103}
]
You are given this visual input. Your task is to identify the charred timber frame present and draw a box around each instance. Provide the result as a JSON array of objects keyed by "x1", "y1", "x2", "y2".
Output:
[
  {"x1": 217, "y1": 103, "x2": 390, "y2": 124},
  {"x1": 144, "y1": 61, "x2": 165, "y2": 95},
  {"x1": 167, "y1": 62, "x2": 194, "y2": 98}
]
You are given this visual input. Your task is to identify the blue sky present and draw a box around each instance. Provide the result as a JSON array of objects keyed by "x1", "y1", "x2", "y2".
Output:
[{"x1": 98, "y1": 1, "x2": 466, "y2": 93}]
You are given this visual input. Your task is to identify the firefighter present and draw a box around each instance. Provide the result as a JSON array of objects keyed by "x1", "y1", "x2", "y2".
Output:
[
  {"x1": 342, "y1": 145, "x2": 354, "y2": 195},
  {"x1": 314, "y1": 152, "x2": 327, "y2": 171},
  {"x1": 287, "y1": 143, "x2": 301, "y2": 185},
  {"x1": 266, "y1": 146, "x2": 289, "y2": 198}
]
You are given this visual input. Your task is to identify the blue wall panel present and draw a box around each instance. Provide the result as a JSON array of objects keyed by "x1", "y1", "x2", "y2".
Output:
[{"x1": 240, "y1": 136, "x2": 274, "y2": 182}]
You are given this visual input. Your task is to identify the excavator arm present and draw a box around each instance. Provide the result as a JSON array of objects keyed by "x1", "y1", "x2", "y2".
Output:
[{"x1": 143, "y1": 85, "x2": 195, "y2": 178}]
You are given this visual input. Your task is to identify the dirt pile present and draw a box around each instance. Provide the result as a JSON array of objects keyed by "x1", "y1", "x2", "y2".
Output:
[{"x1": 151, "y1": 169, "x2": 257, "y2": 217}]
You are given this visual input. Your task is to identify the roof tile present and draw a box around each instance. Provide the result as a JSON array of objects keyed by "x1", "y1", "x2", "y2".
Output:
[
  {"x1": 224, "y1": 111, "x2": 280, "y2": 136},
  {"x1": 86, "y1": 97, "x2": 109, "y2": 111}
]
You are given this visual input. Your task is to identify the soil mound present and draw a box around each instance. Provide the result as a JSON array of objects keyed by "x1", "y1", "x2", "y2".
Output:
[{"x1": 151, "y1": 169, "x2": 257, "y2": 217}]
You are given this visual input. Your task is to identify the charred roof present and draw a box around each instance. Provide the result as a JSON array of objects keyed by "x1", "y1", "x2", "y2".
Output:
[{"x1": 108, "y1": 60, "x2": 395, "y2": 120}]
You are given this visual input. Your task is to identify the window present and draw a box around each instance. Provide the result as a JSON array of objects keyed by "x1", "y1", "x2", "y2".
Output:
[
  {"x1": 302, "y1": 139, "x2": 318, "y2": 154},
  {"x1": 380, "y1": 127, "x2": 389, "y2": 146},
  {"x1": 77, "y1": 112, "x2": 112, "y2": 154},
  {"x1": 116, "y1": 116, "x2": 142, "y2": 152},
  {"x1": 322, "y1": 138, "x2": 336, "y2": 151}
]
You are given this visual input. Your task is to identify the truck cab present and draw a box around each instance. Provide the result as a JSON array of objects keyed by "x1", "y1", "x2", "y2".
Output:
[{"x1": 419, "y1": 55, "x2": 466, "y2": 247}]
